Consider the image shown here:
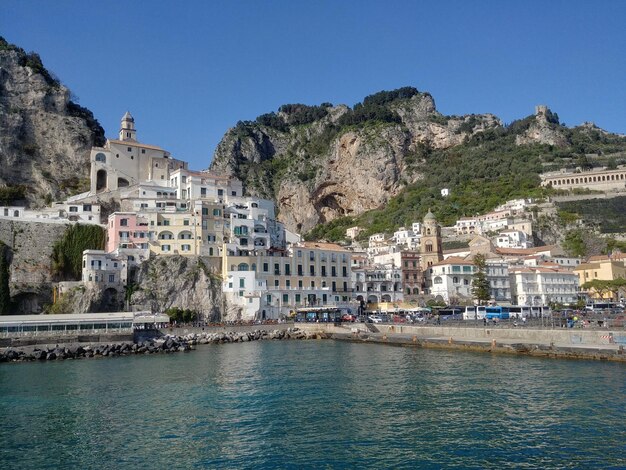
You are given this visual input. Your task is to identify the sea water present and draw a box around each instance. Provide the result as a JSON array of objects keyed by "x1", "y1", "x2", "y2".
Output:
[{"x1": 0, "y1": 341, "x2": 624, "y2": 469}]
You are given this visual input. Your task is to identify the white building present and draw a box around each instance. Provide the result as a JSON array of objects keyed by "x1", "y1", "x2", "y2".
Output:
[
  {"x1": 346, "y1": 226, "x2": 363, "y2": 240},
  {"x1": 495, "y1": 230, "x2": 532, "y2": 249},
  {"x1": 89, "y1": 112, "x2": 187, "y2": 194},
  {"x1": 82, "y1": 250, "x2": 128, "y2": 288},
  {"x1": 427, "y1": 257, "x2": 476, "y2": 303},
  {"x1": 509, "y1": 266, "x2": 579, "y2": 306},
  {"x1": 486, "y1": 260, "x2": 511, "y2": 302}
]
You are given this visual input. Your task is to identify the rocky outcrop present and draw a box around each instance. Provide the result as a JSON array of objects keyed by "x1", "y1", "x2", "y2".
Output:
[
  {"x1": 0, "y1": 219, "x2": 69, "y2": 313},
  {"x1": 515, "y1": 105, "x2": 568, "y2": 147},
  {"x1": 0, "y1": 37, "x2": 104, "y2": 206},
  {"x1": 130, "y1": 255, "x2": 225, "y2": 322},
  {"x1": 209, "y1": 90, "x2": 500, "y2": 232}
]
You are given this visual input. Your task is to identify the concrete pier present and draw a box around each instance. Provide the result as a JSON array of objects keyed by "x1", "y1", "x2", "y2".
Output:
[{"x1": 297, "y1": 323, "x2": 626, "y2": 362}]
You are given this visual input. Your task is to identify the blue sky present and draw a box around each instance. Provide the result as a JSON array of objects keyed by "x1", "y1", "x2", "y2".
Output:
[{"x1": 2, "y1": 1, "x2": 625, "y2": 170}]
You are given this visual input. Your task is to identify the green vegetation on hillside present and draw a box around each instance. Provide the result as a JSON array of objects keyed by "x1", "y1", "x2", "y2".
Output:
[
  {"x1": 0, "y1": 185, "x2": 27, "y2": 205},
  {"x1": 557, "y1": 197, "x2": 626, "y2": 234},
  {"x1": 0, "y1": 36, "x2": 59, "y2": 87},
  {"x1": 51, "y1": 224, "x2": 106, "y2": 280},
  {"x1": 307, "y1": 111, "x2": 626, "y2": 241},
  {"x1": 218, "y1": 86, "x2": 626, "y2": 241}
]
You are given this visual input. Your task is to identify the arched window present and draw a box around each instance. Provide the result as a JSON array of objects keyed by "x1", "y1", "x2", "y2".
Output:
[
  {"x1": 237, "y1": 263, "x2": 249, "y2": 271},
  {"x1": 453, "y1": 276, "x2": 459, "y2": 284},
  {"x1": 426, "y1": 243, "x2": 433, "y2": 253},
  {"x1": 251, "y1": 263, "x2": 256, "y2": 271},
  {"x1": 406, "y1": 288, "x2": 411, "y2": 294},
  {"x1": 95, "y1": 152, "x2": 106, "y2": 163},
  {"x1": 413, "y1": 288, "x2": 419, "y2": 295},
  {"x1": 427, "y1": 228, "x2": 431, "y2": 235},
  {"x1": 434, "y1": 276, "x2": 442, "y2": 284}
]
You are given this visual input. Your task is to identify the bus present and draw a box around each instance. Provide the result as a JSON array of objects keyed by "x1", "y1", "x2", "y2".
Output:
[
  {"x1": 484, "y1": 306, "x2": 510, "y2": 320},
  {"x1": 463, "y1": 306, "x2": 486, "y2": 320},
  {"x1": 433, "y1": 307, "x2": 463, "y2": 320},
  {"x1": 508, "y1": 306, "x2": 531, "y2": 319},
  {"x1": 585, "y1": 302, "x2": 617, "y2": 312}
]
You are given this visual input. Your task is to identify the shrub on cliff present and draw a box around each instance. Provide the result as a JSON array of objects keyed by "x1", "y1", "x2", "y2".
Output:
[{"x1": 51, "y1": 224, "x2": 106, "y2": 280}]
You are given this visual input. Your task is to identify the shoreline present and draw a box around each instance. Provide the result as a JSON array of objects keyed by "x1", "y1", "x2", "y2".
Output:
[
  {"x1": 296, "y1": 322, "x2": 626, "y2": 362},
  {"x1": 330, "y1": 332, "x2": 626, "y2": 362}
]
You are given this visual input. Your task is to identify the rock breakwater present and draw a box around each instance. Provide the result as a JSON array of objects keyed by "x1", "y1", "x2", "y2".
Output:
[{"x1": 0, "y1": 328, "x2": 328, "y2": 363}]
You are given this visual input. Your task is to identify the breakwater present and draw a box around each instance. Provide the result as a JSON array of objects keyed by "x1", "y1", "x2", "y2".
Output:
[{"x1": 0, "y1": 328, "x2": 328, "y2": 363}]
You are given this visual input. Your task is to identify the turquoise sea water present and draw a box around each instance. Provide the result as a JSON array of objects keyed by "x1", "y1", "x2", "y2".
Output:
[{"x1": 0, "y1": 341, "x2": 624, "y2": 469}]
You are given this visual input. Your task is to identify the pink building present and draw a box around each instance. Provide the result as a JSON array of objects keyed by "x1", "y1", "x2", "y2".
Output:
[{"x1": 107, "y1": 212, "x2": 150, "y2": 252}]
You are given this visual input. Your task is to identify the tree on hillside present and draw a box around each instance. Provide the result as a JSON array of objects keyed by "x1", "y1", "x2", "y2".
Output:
[{"x1": 471, "y1": 254, "x2": 491, "y2": 305}]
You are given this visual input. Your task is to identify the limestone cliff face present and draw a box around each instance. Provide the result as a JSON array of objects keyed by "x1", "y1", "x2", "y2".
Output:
[
  {"x1": 130, "y1": 255, "x2": 225, "y2": 322},
  {"x1": 210, "y1": 90, "x2": 500, "y2": 233},
  {"x1": 0, "y1": 219, "x2": 69, "y2": 313},
  {"x1": 515, "y1": 105, "x2": 569, "y2": 147},
  {"x1": 0, "y1": 38, "x2": 105, "y2": 206}
]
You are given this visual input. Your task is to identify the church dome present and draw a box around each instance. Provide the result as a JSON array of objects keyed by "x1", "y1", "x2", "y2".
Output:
[{"x1": 424, "y1": 209, "x2": 436, "y2": 221}]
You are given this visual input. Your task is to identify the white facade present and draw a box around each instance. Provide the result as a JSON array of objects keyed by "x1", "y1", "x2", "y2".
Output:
[
  {"x1": 486, "y1": 261, "x2": 511, "y2": 302},
  {"x1": 82, "y1": 250, "x2": 128, "y2": 288},
  {"x1": 346, "y1": 226, "x2": 362, "y2": 240},
  {"x1": 495, "y1": 230, "x2": 532, "y2": 249},
  {"x1": 90, "y1": 113, "x2": 187, "y2": 195},
  {"x1": 222, "y1": 270, "x2": 266, "y2": 320},
  {"x1": 509, "y1": 267, "x2": 579, "y2": 306},
  {"x1": 428, "y1": 258, "x2": 476, "y2": 303}
]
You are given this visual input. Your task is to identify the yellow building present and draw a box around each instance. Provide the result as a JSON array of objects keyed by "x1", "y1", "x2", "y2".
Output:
[
  {"x1": 145, "y1": 200, "x2": 225, "y2": 256},
  {"x1": 574, "y1": 256, "x2": 626, "y2": 299}
]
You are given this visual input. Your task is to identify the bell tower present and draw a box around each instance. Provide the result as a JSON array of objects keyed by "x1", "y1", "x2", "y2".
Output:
[
  {"x1": 119, "y1": 111, "x2": 136, "y2": 141},
  {"x1": 420, "y1": 209, "x2": 443, "y2": 269}
]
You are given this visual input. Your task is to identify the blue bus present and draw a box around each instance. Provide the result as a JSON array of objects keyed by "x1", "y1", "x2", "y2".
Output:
[{"x1": 484, "y1": 306, "x2": 510, "y2": 320}]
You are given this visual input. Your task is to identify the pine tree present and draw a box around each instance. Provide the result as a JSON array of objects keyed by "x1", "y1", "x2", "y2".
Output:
[{"x1": 471, "y1": 254, "x2": 490, "y2": 305}]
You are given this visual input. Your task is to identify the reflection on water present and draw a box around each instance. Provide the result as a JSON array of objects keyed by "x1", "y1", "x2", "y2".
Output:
[{"x1": 0, "y1": 341, "x2": 624, "y2": 469}]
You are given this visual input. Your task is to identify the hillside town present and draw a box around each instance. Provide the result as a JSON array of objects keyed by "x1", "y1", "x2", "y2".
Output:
[{"x1": 0, "y1": 113, "x2": 624, "y2": 321}]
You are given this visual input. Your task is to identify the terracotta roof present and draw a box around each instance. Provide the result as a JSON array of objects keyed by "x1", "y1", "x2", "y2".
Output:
[
  {"x1": 298, "y1": 242, "x2": 350, "y2": 253},
  {"x1": 108, "y1": 139, "x2": 165, "y2": 151},
  {"x1": 496, "y1": 245, "x2": 558, "y2": 256},
  {"x1": 430, "y1": 256, "x2": 474, "y2": 267}
]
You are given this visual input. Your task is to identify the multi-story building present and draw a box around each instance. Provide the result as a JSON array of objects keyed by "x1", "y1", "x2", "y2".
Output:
[
  {"x1": 169, "y1": 168, "x2": 243, "y2": 202},
  {"x1": 574, "y1": 256, "x2": 626, "y2": 300},
  {"x1": 486, "y1": 260, "x2": 511, "y2": 302},
  {"x1": 222, "y1": 242, "x2": 353, "y2": 320},
  {"x1": 428, "y1": 257, "x2": 476, "y2": 303},
  {"x1": 509, "y1": 266, "x2": 579, "y2": 306},
  {"x1": 353, "y1": 264, "x2": 403, "y2": 305},
  {"x1": 495, "y1": 230, "x2": 532, "y2": 249},
  {"x1": 401, "y1": 251, "x2": 423, "y2": 298},
  {"x1": 82, "y1": 250, "x2": 128, "y2": 288}
]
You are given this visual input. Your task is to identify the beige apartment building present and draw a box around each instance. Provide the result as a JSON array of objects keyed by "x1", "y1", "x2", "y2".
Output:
[{"x1": 223, "y1": 242, "x2": 352, "y2": 320}]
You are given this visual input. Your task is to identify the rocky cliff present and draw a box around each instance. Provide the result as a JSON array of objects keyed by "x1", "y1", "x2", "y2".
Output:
[
  {"x1": 0, "y1": 219, "x2": 69, "y2": 313},
  {"x1": 209, "y1": 88, "x2": 501, "y2": 233},
  {"x1": 0, "y1": 37, "x2": 105, "y2": 207},
  {"x1": 210, "y1": 89, "x2": 626, "y2": 237},
  {"x1": 130, "y1": 255, "x2": 225, "y2": 321}
]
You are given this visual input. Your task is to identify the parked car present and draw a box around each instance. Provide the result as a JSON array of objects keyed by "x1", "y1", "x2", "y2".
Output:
[
  {"x1": 341, "y1": 314, "x2": 356, "y2": 322},
  {"x1": 368, "y1": 315, "x2": 383, "y2": 323}
]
